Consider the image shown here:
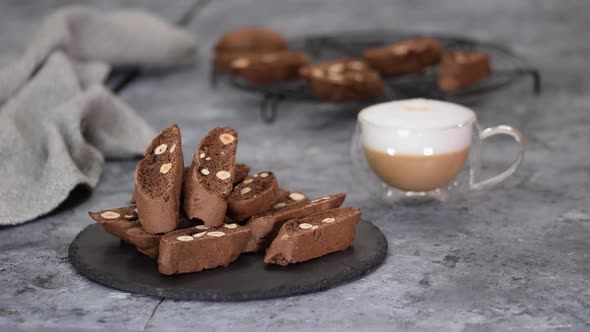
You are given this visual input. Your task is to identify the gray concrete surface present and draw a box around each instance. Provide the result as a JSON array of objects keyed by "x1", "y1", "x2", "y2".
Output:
[{"x1": 1, "y1": 0, "x2": 589, "y2": 331}]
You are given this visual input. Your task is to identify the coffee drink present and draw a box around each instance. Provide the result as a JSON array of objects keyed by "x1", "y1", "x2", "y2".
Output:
[
  {"x1": 353, "y1": 98, "x2": 525, "y2": 202},
  {"x1": 358, "y1": 99, "x2": 475, "y2": 192},
  {"x1": 364, "y1": 147, "x2": 470, "y2": 191}
]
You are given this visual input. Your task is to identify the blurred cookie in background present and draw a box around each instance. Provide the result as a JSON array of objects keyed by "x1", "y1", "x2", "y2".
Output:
[
  {"x1": 213, "y1": 27, "x2": 288, "y2": 72},
  {"x1": 363, "y1": 37, "x2": 443, "y2": 76},
  {"x1": 229, "y1": 51, "x2": 310, "y2": 85},
  {"x1": 438, "y1": 51, "x2": 492, "y2": 92},
  {"x1": 300, "y1": 58, "x2": 384, "y2": 102}
]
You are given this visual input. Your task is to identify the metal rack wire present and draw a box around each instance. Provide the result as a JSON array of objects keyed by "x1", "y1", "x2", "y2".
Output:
[{"x1": 211, "y1": 30, "x2": 542, "y2": 123}]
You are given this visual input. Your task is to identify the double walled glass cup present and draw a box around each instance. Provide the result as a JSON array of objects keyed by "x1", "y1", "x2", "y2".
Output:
[{"x1": 351, "y1": 99, "x2": 525, "y2": 203}]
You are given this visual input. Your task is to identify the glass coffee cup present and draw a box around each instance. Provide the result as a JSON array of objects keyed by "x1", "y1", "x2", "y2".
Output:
[{"x1": 351, "y1": 99, "x2": 525, "y2": 203}]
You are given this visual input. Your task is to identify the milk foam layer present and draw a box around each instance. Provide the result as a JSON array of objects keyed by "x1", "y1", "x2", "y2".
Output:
[{"x1": 359, "y1": 99, "x2": 474, "y2": 155}]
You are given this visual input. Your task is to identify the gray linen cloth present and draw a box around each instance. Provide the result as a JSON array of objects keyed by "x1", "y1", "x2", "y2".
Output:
[{"x1": 0, "y1": 6, "x2": 197, "y2": 225}]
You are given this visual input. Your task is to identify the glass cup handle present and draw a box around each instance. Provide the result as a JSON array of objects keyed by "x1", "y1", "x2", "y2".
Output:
[{"x1": 470, "y1": 125, "x2": 526, "y2": 190}]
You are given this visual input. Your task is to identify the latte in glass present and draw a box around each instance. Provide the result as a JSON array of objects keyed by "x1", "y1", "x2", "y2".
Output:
[{"x1": 358, "y1": 99, "x2": 474, "y2": 192}]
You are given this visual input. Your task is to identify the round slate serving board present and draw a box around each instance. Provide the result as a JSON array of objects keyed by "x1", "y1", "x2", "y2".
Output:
[{"x1": 69, "y1": 221, "x2": 387, "y2": 301}]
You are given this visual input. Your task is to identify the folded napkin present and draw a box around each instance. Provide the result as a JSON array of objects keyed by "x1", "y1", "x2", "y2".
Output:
[{"x1": 0, "y1": 6, "x2": 197, "y2": 225}]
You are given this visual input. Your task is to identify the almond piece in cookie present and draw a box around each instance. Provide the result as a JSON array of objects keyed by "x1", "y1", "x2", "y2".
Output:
[
  {"x1": 264, "y1": 206, "x2": 361, "y2": 266},
  {"x1": 184, "y1": 127, "x2": 238, "y2": 227},
  {"x1": 228, "y1": 171, "x2": 280, "y2": 222},
  {"x1": 244, "y1": 193, "x2": 345, "y2": 252},
  {"x1": 134, "y1": 124, "x2": 184, "y2": 234}
]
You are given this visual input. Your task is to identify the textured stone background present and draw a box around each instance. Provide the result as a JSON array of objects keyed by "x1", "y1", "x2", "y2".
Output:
[{"x1": 1, "y1": 0, "x2": 589, "y2": 331}]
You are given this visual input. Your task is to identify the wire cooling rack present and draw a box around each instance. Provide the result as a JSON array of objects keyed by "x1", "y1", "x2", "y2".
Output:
[{"x1": 211, "y1": 30, "x2": 541, "y2": 123}]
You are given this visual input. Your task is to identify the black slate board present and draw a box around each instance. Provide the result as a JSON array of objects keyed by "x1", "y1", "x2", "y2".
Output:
[{"x1": 69, "y1": 221, "x2": 387, "y2": 301}]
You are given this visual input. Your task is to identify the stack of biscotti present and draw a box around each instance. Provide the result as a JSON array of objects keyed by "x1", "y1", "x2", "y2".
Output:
[
  {"x1": 90, "y1": 124, "x2": 186, "y2": 259},
  {"x1": 213, "y1": 27, "x2": 289, "y2": 73},
  {"x1": 213, "y1": 27, "x2": 494, "y2": 95},
  {"x1": 213, "y1": 27, "x2": 311, "y2": 86},
  {"x1": 155, "y1": 189, "x2": 359, "y2": 275},
  {"x1": 89, "y1": 125, "x2": 362, "y2": 275},
  {"x1": 244, "y1": 193, "x2": 345, "y2": 252},
  {"x1": 88, "y1": 206, "x2": 162, "y2": 258}
]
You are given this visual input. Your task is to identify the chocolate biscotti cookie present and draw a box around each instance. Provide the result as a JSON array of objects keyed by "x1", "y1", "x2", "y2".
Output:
[
  {"x1": 89, "y1": 207, "x2": 163, "y2": 258},
  {"x1": 229, "y1": 51, "x2": 310, "y2": 85},
  {"x1": 300, "y1": 58, "x2": 384, "y2": 102},
  {"x1": 245, "y1": 193, "x2": 346, "y2": 252},
  {"x1": 228, "y1": 171, "x2": 280, "y2": 222},
  {"x1": 213, "y1": 27, "x2": 289, "y2": 73},
  {"x1": 124, "y1": 226, "x2": 162, "y2": 258},
  {"x1": 273, "y1": 189, "x2": 309, "y2": 208},
  {"x1": 158, "y1": 223, "x2": 251, "y2": 275},
  {"x1": 183, "y1": 127, "x2": 238, "y2": 227},
  {"x1": 233, "y1": 163, "x2": 251, "y2": 186},
  {"x1": 438, "y1": 51, "x2": 491, "y2": 92},
  {"x1": 215, "y1": 27, "x2": 288, "y2": 53},
  {"x1": 363, "y1": 37, "x2": 443, "y2": 76},
  {"x1": 264, "y1": 206, "x2": 361, "y2": 266},
  {"x1": 89, "y1": 207, "x2": 139, "y2": 240},
  {"x1": 134, "y1": 124, "x2": 184, "y2": 234}
]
